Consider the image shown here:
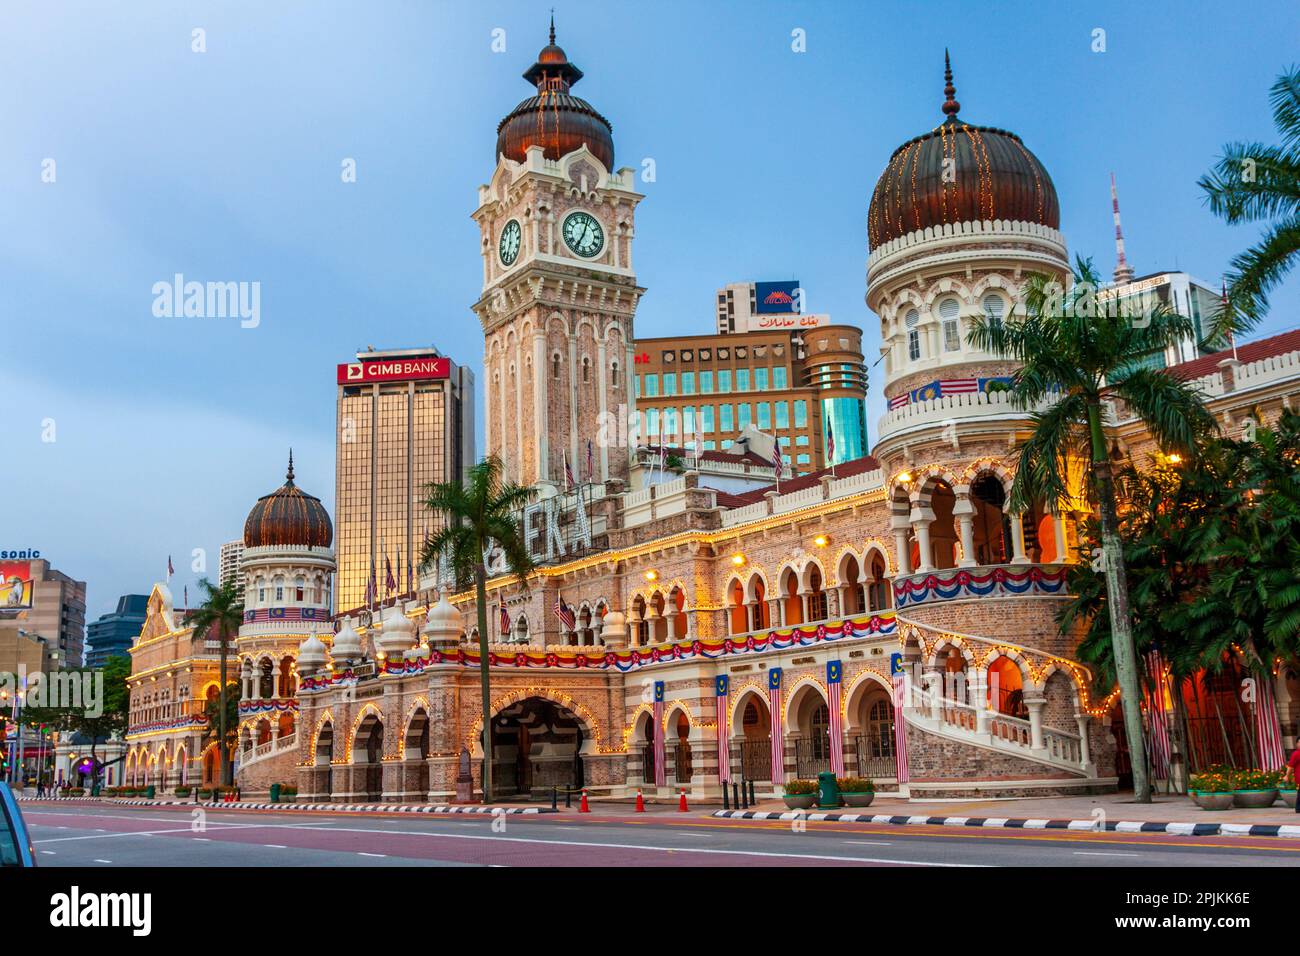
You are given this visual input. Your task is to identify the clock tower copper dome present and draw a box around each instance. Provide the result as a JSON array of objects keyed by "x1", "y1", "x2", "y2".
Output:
[{"x1": 495, "y1": 17, "x2": 615, "y2": 172}]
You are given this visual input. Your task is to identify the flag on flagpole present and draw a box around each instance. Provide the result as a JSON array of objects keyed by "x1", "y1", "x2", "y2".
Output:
[
  {"x1": 364, "y1": 555, "x2": 377, "y2": 607},
  {"x1": 890, "y1": 657, "x2": 911, "y2": 784},
  {"x1": 499, "y1": 603, "x2": 511, "y2": 636},
  {"x1": 167, "y1": 555, "x2": 174, "y2": 578},
  {"x1": 715, "y1": 674, "x2": 731, "y2": 784},
  {"x1": 183, "y1": 585, "x2": 188, "y2": 609},
  {"x1": 653, "y1": 681, "x2": 667, "y2": 788},
  {"x1": 396, "y1": 550, "x2": 402, "y2": 597},
  {"x1": 770, "y1": 443, "x2": 784, "y2": 488},
  {"x1": 826, "y1": 421, "x2": 835, "y2": 462},
  {"x1": 827, "y1": 660, "x2": 845, "y2": 776},
  {"x1": 553, "y1": 595, "x2": 576, "y2": 632},
  {"x1": 1144, "y1": 649, "x2": 1172, "y2": 780},
  {"x1": 768, "y1": 668, "x2": 785, "y2": 785},
  {"x1": 384, "y1": 555, "x2": 395, "y2": 596},
  {"x1": 564, "y1": 452, "x2": 576, "y2": 491},
  {"x1": 585, "y1": 439, "x2": 594, "y2": 483},
  {"x1": 1254, "y1": 668, "x2": 1286, "y2": 770}
]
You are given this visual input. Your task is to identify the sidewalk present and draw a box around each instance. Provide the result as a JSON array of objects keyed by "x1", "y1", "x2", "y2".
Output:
[{"x1": 714, "y1": 792, "x2": 1300, "y2": 836}]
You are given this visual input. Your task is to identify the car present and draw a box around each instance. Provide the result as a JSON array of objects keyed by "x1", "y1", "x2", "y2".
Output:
[{"x1": 0, "y1": 782, "x2": 37, "y2": 867}]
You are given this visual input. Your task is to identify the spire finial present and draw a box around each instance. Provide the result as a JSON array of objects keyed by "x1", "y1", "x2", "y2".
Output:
[
  {"x1": 287, "y1": 449, "x2": 295, "y2": 483},
  {"x1": 942, "y1": 48, "x2": 961, "y2": 119},
  {"x1": 549, "y1": 9, "x2": 556, "y2": 45}
]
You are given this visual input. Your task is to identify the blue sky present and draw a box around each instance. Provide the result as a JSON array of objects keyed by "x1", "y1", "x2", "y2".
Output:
[{"x1": 4, "y1": 0, "x2": 1297, "y2": 622}]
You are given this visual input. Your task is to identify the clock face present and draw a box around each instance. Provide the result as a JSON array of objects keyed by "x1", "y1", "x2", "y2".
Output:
[
  {"x1": 498, "y1": 219, "x2": 521, "y2": 266},
  {"x1": 562, "y1": 211, "x2": 604, "y2": 258}
]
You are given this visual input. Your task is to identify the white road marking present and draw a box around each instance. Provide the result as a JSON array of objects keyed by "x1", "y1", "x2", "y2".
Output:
[
  {"x1": 842, "y1": 840, "x2": 893, "y2": 846},
  {"x1": 93, "y1": 859, "x2": 112, "y2": 864},
  {"x1": 1074, "y1": 850, "x2": 1141, "y2": 858},
  {"x1": 357, "y1": 852, "x2": 387, "y2": 858},
  {"x1": 269, "y1": 824, "x2": 985, "y2": 867},
  {"x1": 263, "y1": 844, "x2": 287, "y2": 849},
  {"x1": 40, "y1": 850, "x2": 55, "y2": 855}
]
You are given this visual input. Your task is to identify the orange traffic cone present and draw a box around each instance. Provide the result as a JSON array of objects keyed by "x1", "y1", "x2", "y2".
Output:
[
  {"x1": 635, "y1": 789, "x2": 646, "y2": 813},
  {"x1": 579, "y1": 788, "x2": 590, "y2": 813},
  {"x1": 678, "y1": 789, "x2": 689, "y2": 812}
]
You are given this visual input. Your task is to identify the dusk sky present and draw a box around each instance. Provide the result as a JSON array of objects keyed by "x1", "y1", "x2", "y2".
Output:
[{"x1": 5, "y1": 0, "x2": 1298, "y2": 622}]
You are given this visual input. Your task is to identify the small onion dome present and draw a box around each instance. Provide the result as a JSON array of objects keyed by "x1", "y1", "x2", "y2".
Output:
[
  {"x1": 377, "y1": 605, "x2": 416, "y2": 656},
  {"x1": 495, "y1": 19, "x2": 614, "y2": 171},
  {"x1": 298, "y1": 635, "x2": 327, "y2": 674},
  {"x1": 867, "y1": 51, "x2": 1059, "y2": 250},
  {"x1": 332, "y1": 620, "x2": 362, "y2": 660},
  {"x1": 243, "y1": 451, "x2": 333, "y2": 549},
  {"x1": 422, "y1": 594, "x2": 461, "y2": 644},
  {"x1": 600, "y1": 609, "x2": 627, "y2": 647}
]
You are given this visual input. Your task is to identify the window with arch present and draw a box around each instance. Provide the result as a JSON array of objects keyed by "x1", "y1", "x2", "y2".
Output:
[
  {"x1": 982, "y1": 293, "x2": 1005, "y2": 328},
  {"x1": 552, "y1": 353, "x2": 561, "y2": 380},
  {"x1": 939, "y1": 297, "x2": 961, "y2": 352},
  {"x1": 274, "y1": 576, "x2": 284, "y2": 602},
  {"x1": 257, "y1": 578, "x2": 266, "y2": 604},
  {"x1": 908, "y1": 329, "x2": 921, "y2": 362},
  {"x1": 610, "y1": 361, "x2": 620, "y2": 387},
  {"x1": 294, "y1": 576, "x2": 305, "y2": 602},
  {"x1": 582, "y1": 356, "x2": 591, "y2": 383}
]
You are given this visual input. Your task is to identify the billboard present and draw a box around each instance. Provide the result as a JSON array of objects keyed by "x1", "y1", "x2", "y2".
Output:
[
  {"x1": 337, "y1": 356, "x2": 450, "y2": 385},
  {"x1": 0, "y1": 561, "x2": 34, "y2": 609},
  {"x1": 742, "y1": 312, "x2": 830, "y2": 333},
  {"x1": 754, "y1": 280, "x2": 801, "y2": 315}
]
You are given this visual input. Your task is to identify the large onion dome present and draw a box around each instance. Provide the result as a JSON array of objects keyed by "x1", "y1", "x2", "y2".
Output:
[
  {"x1": 495, "y1": 18, "x2": 615, "y2": 172},
  {"x1": 867, "y1": 52, "x2": 1059, "y2": 249},
  {"x1": 242, "y1": 452, "x2": 333, "y2": 549}
]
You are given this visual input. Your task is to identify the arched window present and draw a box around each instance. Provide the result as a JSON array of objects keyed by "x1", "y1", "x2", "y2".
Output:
[
  {"x1": 611, "y1": 361, "x2": 620, "y2": 387},
  {"x1": 982, "y1": 293, "x2": 1005, "y2": 328},
  {"x1": 294, "y1": 577, "x2": 305, "y2": 602},
  {"x1": 552, "y1": 353, "x2": 561, "y2": 380},
  {"x1": 582, "y1": 356, "x2": 591, "y2": 383},
  {"x1": 274, "y1": 576, "x2": 284, "y2": 602},
  {"x1": 939, "y1": 297, "x2": 961, "y2": 352},
  {"x1": 257, "y1": 578, "x2": 266, "y2": 604}
]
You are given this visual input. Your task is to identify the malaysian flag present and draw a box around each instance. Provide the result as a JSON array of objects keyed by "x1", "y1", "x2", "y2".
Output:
[
  {"x1": 183, "y1": 585, "x2": 188, "y2": 608},
  {"x1": 499, "y1": 603, "x2": 511, "y2": 635},
  {"x1": 888, "y1": 394, "x2": 909, "y2": 410},
  {"x1": 564, "y1": 452, "x2": 576, "y2": 490},
  {"x1": 653, "y1": 681, "x2": 667, "y2": 787},
  {"x1": 167, "y1": 555, "x2": 174, "y2": 578},
  {"x1": 768, "y1": 668, "x2": 785, "y2": 785},
  {"x1": 826, "y1": 421, "x2": 835, "y2": 462},
  {"x1": 827, "y1": 660, "x2": 845, "y2": 776},
  {"x1": 384, "y1": 555, "x2": 395, "y2": 595},
  {"x1": 891, "y1": 658, "x2": 910, "y2": 783},
  {"x1": 364, "y1": 556, "x2": 377, "y2": 607},
  {"x1": 554, "y1": 595, "x2": 576, "y2": 631},
  {"x1": 1254, "y1": 668, "x2": 1286, "y2": 770},
  {"x1": 940, "y1": 378, "x2": 979, "y2": 395},
  {"x1": 396, "y1": 551, "x2": 402, "y2": 597},
  {"x1": 715, "y1": 674, "x2": 731, "y2": 784},
  {"x1": 770, "y1": 444, "x2": 784, "y2": 480},
  {"x1": 1144, "y1": 649, "x2": 1172, "y2": 780},
  {"x1": 585, "y1": 439, "x2": 594, "y2": 482}
]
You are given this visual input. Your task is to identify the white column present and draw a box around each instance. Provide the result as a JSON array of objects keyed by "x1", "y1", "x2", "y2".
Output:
[
  {"x1": 971, "y1": 672, "x2": 990, "y2": 734},
  {"x1": 1075, "y1": 714, "x2": 1091, "y2": 766},
  {"x1": 568, "y1": 332, "x2": 579, "y2": 479},
  {"x1": 1008, "y1": 512, "x2": 1029, "y2": 564},
  {"x1": 954, "y1": 497, "x2": 977, "y2": 567},
  {"x1": 597, "y1": 335, "x2": 610, "y2": 481},
  {"x1": 1052, "y1": 511, "x2": 1068, "y2": 564},
  {"x1": 497, "y1": 350, "x2": 509, "y2": 480},
  {"x1": 1025, "y1": 697, "x2": 1045, "y2": 749},
  {"x1": 534, "y1": 332, "x2": 548, "y2": 486},
  {"x1": 514, "y1": 336, "x2": 524, "y2": 483},
  {"x1": 891, "y1": 513, "x2": 912, "y2": 576},
  {"x1": 913, "y1": 519, "x2": 934, "y2": 574}
]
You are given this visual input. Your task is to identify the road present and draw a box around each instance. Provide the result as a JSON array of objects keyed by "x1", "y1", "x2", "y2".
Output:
[{"x1": 20, "y1": 802, "x2": 1300, "y2": 867}]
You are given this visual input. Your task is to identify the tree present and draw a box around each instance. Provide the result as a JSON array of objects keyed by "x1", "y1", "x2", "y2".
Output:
[
  {"x1": 203, "y1": 682, "x2": 241, "y2": 777},
  {"x1": 1200, "y1": 66, "x2": 1300, "y2": 339},
  {"x1": 968, "y1": 258, "x2": 1216, "y2": 802},
  {"x1": 419, "y1": 456, "x2": 535, "y2": 803},
  {"x1": 185, "y1": 578, "x2": 243, "y2": 786}
]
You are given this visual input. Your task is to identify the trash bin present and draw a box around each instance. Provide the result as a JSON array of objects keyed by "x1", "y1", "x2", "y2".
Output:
[
  {"x1": 269, "y1": 783, "x2": 281, "y2": 803},
  {"x1": 145, "y1": 785, "x2": 156, "y2": 800},
  {"x1": 816, "y1": 771, "x2": 840, "y2": 808},
  {"x1": 90, "y1": 782, "x2": 101, "y2": 797}
]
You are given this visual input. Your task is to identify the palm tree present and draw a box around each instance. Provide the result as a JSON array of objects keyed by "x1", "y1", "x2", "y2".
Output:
[
  {"x1": 419, "y1": 456, "x2": 535, "y2": 803},
  {"x1": 1200, "y1": 66, "x2": 1300, "y2": 339},
  {"x1": 186, "y1": 578, "x2": 243, "y2": 787},
  {"x1": 968, "y1": 258, "x2": 1216, "y2": 802}
]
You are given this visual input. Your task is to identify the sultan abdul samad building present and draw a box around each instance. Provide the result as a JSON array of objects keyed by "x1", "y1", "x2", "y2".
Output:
[{"x1": 123, "y1": 30, "x2": 1300, "y2": 802}]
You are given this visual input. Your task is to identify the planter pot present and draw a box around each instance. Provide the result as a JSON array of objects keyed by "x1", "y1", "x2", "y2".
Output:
[
  {"x1": 1232, "y1": 788, "x2": 1278, "y2": 809},
  {"x1": 1189, "y1": 791, "x2": 1235, "y2": 811},
  {"x1": 782, "y1": 793, "x2": 817, "y2": 810},
  {"x1": 1280, "y1": 789, "x2": 1297, "y2": 808},
  {"x1": 841, "y1": 791, "x2": 875, "y2": 808}
]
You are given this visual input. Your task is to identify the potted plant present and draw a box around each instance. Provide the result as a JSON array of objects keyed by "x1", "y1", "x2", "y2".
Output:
[
  {"x1": 68, "y1": 787, "x2": 85, "y2": 797},
  {"x1": 281, "y1": 784, "x2": 298, "y2": 802},
  {"x1": 837, "y1": 776, "x2": 875, "y2": 808},
  {"x1": 1188, "y1": 770, "x2": 1235, "y2": 810},
  {"x1": 1280, "y1": 771, "x2": 1297, "y2": 808},
  {"x1": 782, "y1": 779, "x2": 817, "y2": 810},
  {"x1": 174, "y1": 786, "x2": 191, "y2": 798},
  {"x1": 197, "y1": 788, "x2": 213, "y2": 800},
  {"x1": 1233, "y1": 768, "x2": 1281, "y2": 808}
]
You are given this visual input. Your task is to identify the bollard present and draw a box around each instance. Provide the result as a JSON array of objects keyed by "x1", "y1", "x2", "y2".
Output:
[
  {"x1": 749, "y1": 779, "x2": 756, "y2": 807},
  {"x1": 732, "y1": 781, "x2": 740, "y2": 809},
  {"x1": 741, "y1": 779, "x2": 749, "y2": 809},
  {"x1": 565, "y1": 788, "x2": 572, "y2": 809},
  {"x1": 722, "y1": 783, "x2": 730, "y2": 810},
  {"x1": 551, "y1": 787, "x2": 558, "y2": 811}
]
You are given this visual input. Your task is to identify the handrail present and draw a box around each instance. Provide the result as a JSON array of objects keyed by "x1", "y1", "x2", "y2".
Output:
[{"x1": 893, "y1": 610, "x2": 1091, "y2": 684}]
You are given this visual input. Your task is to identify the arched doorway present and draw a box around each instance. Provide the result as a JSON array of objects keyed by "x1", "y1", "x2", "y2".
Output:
[
  {"x1": 839, "y1": 555, "x2": 865, "y2": 616},
  {"x1": 849, "y1": 681, "x2": 896, "y2": 778},
  {"x1": 865, "y1": 551, "x2": 891, "y2": 612},
  {"x1": 789, "y1": 684, "x2": 832, "y2": 777},
  {"x1": 781, "y1": 567, "x2": 802, "y2": 626},
  {"x1": 405, "y1": 709, "x2": 431, "y2": 797},
  {"x1": 971, "y1": 474, "x2": 1010, "y2": 565},
  {"x1": 355, "y1": 713, "x2": 384, "y2": 801},
  {"x1": 669, "y1": 710, "x2": 692, "y2": 784},
  {"x1": 737, "y1": 694, "x2": 772, "y2": 781},
  {"x1": 315, "y1": 721, "x2": 334, "y2": 799},
  {"x1": 490, "y1": 697, "x2": 586, "y2": 797},
  {"x1": 988, "y1": 657, "x2": 1027, "y2": 717},
  {"x1": 727, "y1": 578, "x2": 747, "y2": 635}
]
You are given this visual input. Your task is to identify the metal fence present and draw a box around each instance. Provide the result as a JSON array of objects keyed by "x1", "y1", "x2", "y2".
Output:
[
  {"x1": 793, "y1": 737, "x2": 829, "y2": 778},
  {"x1": 740, "y1": 739, "x2": 771, "y2": 781}
]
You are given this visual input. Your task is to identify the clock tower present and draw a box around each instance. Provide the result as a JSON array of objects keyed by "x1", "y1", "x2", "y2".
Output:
[{"x1": 472, "y1": 22, "x2": 644, "y2": 489}]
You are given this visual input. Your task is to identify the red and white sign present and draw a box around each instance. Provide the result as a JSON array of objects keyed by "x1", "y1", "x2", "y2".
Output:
[
  {"x1": 337, "y1": 357, "x2": 450, "y2": 385},
  {"x1": 743, "y1": 312, "x2": 830, "y2": 332}
]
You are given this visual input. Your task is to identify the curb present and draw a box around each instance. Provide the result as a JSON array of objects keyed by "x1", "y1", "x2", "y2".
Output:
[
  {"x1": 711, "y1": 809, "x2": 1300, "y2": 838},
  {"x1": 17, "y1": 797, "x2": 552, "y2": 815}
]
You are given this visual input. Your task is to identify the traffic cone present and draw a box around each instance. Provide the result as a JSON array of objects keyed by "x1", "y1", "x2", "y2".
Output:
[
  {"x1": 678, "y1": 789, "x2": 689, "y2": 812},
  {"x1": 579, "y1": 788, "x2": 590, "y2": 813},
  {"x1": 635, "y1": 789, "x2": 645, "y2": 813}
]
